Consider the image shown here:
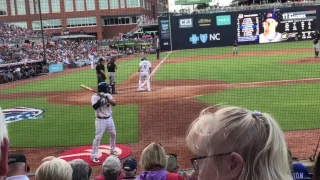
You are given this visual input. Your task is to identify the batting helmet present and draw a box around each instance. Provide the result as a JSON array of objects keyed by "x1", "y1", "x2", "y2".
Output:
[
  {"x1": 98, "y1": 82, "x2": 110, "y2": 93},
  {"x1": 141, "y1": 57, "x2": 147, "y2": 61}
]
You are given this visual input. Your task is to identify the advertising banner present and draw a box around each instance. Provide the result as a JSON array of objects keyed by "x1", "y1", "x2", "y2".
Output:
[
  {"x1": 49, "y1": 64, "x2": 64, "y2": 74},
  {"x1": 159, "y1": 17, "x2": 171, "y2": 51},
  {"x1": 170, "y1": 14, "x2": 237, "y2": 50},
  {"x1": 175, "y1": 0, "x2": 211, "y2": 5}
]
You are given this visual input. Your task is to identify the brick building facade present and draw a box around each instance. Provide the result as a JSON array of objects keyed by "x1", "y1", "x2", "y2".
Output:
[{"x1": 0, "y1": 0, "x2": 167, "y2": 39}]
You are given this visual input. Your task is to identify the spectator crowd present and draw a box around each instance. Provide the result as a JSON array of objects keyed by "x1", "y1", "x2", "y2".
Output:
[{"x1": 0, "y1": 105, "x2": 319, "y2": 180}]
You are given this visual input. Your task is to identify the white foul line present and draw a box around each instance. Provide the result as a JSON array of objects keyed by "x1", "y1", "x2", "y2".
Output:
[
  {"x1": 141, "y1": 52, "x2": 172, "y2": 87},
  {"x1": 161, "y1": 77, "x2": 320, "y2": 90}
]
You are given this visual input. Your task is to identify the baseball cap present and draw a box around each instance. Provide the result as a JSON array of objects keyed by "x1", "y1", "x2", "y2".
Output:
[
  {"x1": 8, "y1": 153, "x2": 30, "y2": 172},
  {"x1": 123, "y1": 158, "x2": 137, "y2": 171},
  {"x1": 102, "y1": 156, "x2": 121, "y2": 173},
  {"x1": 266, "y1": 12, "x2": 278, "y2": 21}
]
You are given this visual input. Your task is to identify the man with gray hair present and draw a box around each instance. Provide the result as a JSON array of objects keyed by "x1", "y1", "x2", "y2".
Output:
[
  {"x1": 0, "y1": 109, "x2": 9, "y2": 179},
  {"x1": 6, "y1": 153, "x2": 30, "y2": 180},
  {"x1": 102, "y1": 156, "x2": 121, "y2": 180},
  {"x1": 69, "y1": 159, "x2": 90, "y2": 180}
]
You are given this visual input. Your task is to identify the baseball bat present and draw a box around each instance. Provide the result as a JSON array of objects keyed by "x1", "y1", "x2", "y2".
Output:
[
  {"x1": 80, "y1": 84, "x2": 109, "y2": 100},
  {"x1": 80, "y1": 85, "x2": 97, "y2": 93}
]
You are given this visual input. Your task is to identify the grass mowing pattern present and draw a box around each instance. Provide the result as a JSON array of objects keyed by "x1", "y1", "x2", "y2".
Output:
[
  {"x1": 155, "y1": 53, "x2": 319, "y2": 83},
  {"x1": 195, "y1": 84, "x2": 320, "y2": 131},
  {"x1": 1, "y1": 98, "x2": 138, "y2": 147},
  {"x1": 169, "y1": 41, "x2": 311, "y2": 59}
]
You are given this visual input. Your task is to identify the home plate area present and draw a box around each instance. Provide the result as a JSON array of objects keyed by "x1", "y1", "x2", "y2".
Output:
[{"x1": 59, "y1": 144, "x2": 131, "y2": 166}]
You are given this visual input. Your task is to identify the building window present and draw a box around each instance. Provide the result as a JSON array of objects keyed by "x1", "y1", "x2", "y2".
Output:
[
  {"x1": 120, "y1": 0, "x2": 124, "y2": 8},
  {"x1": 29, "y1": 0, "x2": 34, "y2": 14},
  {"x1": 99, "y1": 0, "x2": 108, "y2": 9},
  {"x1": 32, "y1": 19, "x2": 62, "y2": 30},
  {"x1": 64, "y1": 0, "x2": 73, "y2": 12},
  {"x1": 141, "y1": 0, "x2": 144, "y2": 8},
  {"x1": 109, "y1": 0, "x2": 118, "y2": 9},
  {"x1": 103, "y1": 16, "x2": 138, "y2": 26},
  {"x1": 10, "y1": 0, "x2": 15, "y2": 15},
  {"x1": 51, "y1": 0, "x2": 60, "y2": 13},
  {"x1": 8, "y1": 21, "x2": 27, "y2": 28},
  {"x1": 16, "y1": 0, "x2": 26, "y2": 15},
  {"x1": 144, "y1": 0, "x2": 146, "y2": 9},
  {"x1": 67, "y1": 17, "x2": 96, "y2": 27},
  {"x1": 127, "y1": 0, "x2": 139, "y2": 8},
  {"x1": 0, "y1": 0, "x2": 7, "y2": 15},
  {"x1": 75, "y1": 0, "x2": 84, "y2": 11},
  {"x1": 38, "y1": 0, "x2": 49, "y2": 13},
  {"x1": 86, "y1": 0, "x2": 95, "y2": 10}
]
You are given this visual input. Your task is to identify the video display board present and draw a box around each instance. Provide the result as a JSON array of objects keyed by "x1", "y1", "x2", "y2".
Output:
[
  {"x1": 258, "y1": 9, "x2": 316, "y2": 43},
  {"x1": 237, "y1": 13, "x2": 260, "y2": 43}
]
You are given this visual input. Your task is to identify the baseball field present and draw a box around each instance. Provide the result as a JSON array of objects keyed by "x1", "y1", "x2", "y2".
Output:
[{"x1": 1, "y1": 40, "x2": 320, "y2": 173}]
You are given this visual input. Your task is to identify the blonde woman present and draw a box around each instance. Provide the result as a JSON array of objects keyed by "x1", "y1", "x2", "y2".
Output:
[
  {"x1": 136, "y1": 142, "x2": 184, "y2": 180},
  {"x1": 186, "y1": 106, "x2": 293, "y2": 180},
  {"x1": 35, "y1": 158, "x2": 73, "y2": 180}
]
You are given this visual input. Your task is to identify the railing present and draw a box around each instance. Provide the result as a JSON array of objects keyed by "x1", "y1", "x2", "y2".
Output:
[{"x1": 167, "y1": 1, "x2": 320, "y2": 16}]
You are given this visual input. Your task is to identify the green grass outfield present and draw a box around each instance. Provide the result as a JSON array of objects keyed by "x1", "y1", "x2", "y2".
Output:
[
  {"x1": 2, "y1": 98, "x2": 138, "y2": 148},
  {"x1": 168, "y1": 41, "x2": 311, "y2": 59},
  {"x1": 195, "y1": 84, "x2": 320, "y2": 131},
  {"x1": 154, "y1": 53, "x2": 320, "y2": 83}
]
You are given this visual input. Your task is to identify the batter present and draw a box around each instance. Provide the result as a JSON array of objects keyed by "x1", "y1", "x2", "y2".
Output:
[{"x1": 91, "y1": 82, "x2": 117, "y2": 163}]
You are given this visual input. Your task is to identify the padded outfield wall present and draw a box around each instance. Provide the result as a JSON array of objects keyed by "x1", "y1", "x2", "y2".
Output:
[{"x1": 159, "y1": 6, "x2": 320, "y2": 51}]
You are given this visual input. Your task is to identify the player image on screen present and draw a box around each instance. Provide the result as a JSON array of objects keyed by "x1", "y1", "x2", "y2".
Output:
[{"x1": 259, "y1": 13, "x2": 282, "y2": 43}]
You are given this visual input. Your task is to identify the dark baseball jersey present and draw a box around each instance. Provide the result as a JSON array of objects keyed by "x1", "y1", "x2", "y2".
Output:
[
  {"x1": 312, "y1": 32, "x2": 319, "y2": 44},
  {"x1": 234, "y1": 42, "x2": 238, "y2": 47},
  {"x1": 96, "y1": 63, "x2": 105, "y2": 75},
  {"x1": 107, "y1": 62, "x2": 116, "y2": 72}
]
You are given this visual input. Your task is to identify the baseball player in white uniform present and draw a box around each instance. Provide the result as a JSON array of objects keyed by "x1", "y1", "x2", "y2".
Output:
[
  {"x1": 138, "y1": 57, "x2": 152, "y2": 92},
  {"x1": 89, "y1": 53, "x2": 95, "y2": 69},
  {"x1": 91, "y1": 82, "x2": 117, "y2": 163}
]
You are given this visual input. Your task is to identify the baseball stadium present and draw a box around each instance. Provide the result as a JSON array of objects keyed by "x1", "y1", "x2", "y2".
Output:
[{"x1": 0, "y1": 0, "x2": 319, "y2": 179}]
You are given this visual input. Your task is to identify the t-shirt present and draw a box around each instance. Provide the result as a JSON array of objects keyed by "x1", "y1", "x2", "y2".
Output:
[
  {"x1": 292, "y1": 163, "x2": 311, "y2": 180},
  {"x1": 107, "y1": 62, "x2": 116, "y2": 72},
  {"x1": 96, "y1": 63, "x2": 105, "y2": 75},
  {"x1": 259, "y1": 32, "x2": 282, "y2": 43},
  {"x1": 139, "y1": 60, "x2": 151, "y2": 73},
  {"x1": 91, "y1": 93, "x2": 113, "y2": 117}
]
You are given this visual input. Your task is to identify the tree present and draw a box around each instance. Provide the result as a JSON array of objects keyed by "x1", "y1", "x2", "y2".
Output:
[{"x1": 196, "y1": 3, "x2": 209, "y2": 9}]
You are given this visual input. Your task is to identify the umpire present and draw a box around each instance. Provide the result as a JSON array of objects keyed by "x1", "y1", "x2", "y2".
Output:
[
  {"x1": 96, "y1": 58, "x2": 106, "y2": 87},
  {"x1": 107, "y1": 58, "x2": 117, "y2": 94}
]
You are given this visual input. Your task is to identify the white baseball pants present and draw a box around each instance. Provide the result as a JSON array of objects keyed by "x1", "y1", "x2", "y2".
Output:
[
  {"x1": 91, "y1": 116, "x2": 116, "y2": 158},
  {"x1": 91, "y1": 60, "x2": 94, "y2": 69},
  {"x1": 138, "y1": 72, "x2": 151, "y2": 91}
]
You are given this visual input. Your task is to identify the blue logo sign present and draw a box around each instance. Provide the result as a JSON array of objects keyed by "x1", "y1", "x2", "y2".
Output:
[
  {"x1": 3, "y1": 107, "x2": 45, "y2": 123},
  {"x1": 189, "y1": 34, "x2": 199, "y2": 44},
  {"x1": 49, "y1": 64, "x2": 64, "y2": 74},
  {"x1": 200, "y1": 34, "x2": 208, "y2": 43},
  {"x1": 216, "y1": 15, "x2": 231, "y2": 26},
  {"x1": 161, "y1": 24, "x2": 169, "y2": 31}
]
